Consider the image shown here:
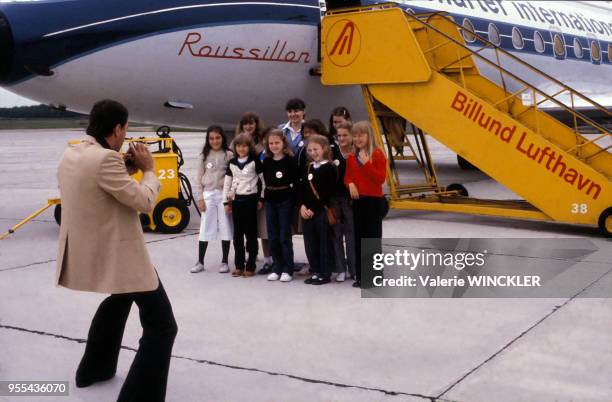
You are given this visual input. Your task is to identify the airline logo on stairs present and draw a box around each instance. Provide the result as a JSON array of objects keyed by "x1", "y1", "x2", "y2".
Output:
[
  {"x1": 451, "y1": 90, "x2": 603, "y2": 201},
  {"x1": 326, "y1": 19, "x2": 361, "y2": 67}
]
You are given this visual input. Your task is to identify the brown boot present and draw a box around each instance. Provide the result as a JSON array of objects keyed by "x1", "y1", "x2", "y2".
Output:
[
  {"x1": 242, "y1": 271, "x2": 255, "y2": 278},
  {"x1": 232, "y1": 269, "x2": 243, "y2": 277}
]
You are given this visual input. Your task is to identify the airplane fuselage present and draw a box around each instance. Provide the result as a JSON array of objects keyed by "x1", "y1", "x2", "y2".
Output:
[{"x1": 0, "y1": 0, "x2": 610, "y2": 128}]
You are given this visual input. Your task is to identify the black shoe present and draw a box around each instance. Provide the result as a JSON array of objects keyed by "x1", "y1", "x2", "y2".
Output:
[
  {"x1": 257, "y1": 263, "x2": 273, "y2": 275},
  {"x1": 75, "y1": 371, "x2": 115, "y2": 388},
  {"x1": 304, "y1": 275, "x2": 319, "y2": 284},
  {"x1": 311, "y1": 277, "x2": 331, "y2": 285},
  {"x1": 352, "y1": 280, "x2": 361, "y2": 288}
]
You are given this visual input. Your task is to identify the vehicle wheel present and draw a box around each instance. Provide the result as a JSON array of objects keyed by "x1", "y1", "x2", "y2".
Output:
[
  {"x1": 153, "y1": 198, "x2": 190, "y2": 234},
  {"x1": 447, "y1": 183, "x2": 468, "y2": 197},
  {"x1": 598, "y1": 207, "x2": 612, "y2": 237},
  {"x1": 54, "y1": 204, "x2": 61, "y2": 225},
  {"x1": 457, "y1": 155, "x2": 476, "y2": 170}
]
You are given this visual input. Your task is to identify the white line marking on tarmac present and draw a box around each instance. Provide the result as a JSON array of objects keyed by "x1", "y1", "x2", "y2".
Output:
[{"x1": 0, "y1": 323, "x2": 448, "y2": 401}]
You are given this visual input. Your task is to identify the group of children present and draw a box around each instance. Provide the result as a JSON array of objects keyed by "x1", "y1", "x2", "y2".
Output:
[{"x1": 192, "y1": 99, "x2": 387, "y2": 288}]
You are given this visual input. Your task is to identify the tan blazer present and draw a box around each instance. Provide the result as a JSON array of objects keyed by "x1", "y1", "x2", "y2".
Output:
[{"x1": 56, "y1": 138, "x2": 161, "y2": 294}]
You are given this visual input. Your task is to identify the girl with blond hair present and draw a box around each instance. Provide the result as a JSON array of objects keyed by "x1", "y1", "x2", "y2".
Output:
[{"x1": 344, "y1": 121, "x2": 387, "y2": 288}]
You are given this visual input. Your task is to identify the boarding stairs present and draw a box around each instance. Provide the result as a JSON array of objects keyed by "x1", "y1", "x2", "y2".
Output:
[{"x1": 320, "y1": 4, "x2": 611, "y2": 235}]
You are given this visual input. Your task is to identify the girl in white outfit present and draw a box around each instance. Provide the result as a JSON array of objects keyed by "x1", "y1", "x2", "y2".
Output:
[{"x1": 192, "y1": 126, "x2": 234, "y2": 273}]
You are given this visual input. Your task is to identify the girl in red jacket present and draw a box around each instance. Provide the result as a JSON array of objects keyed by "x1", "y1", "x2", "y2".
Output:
[{"x1": 344, "y1": 121, "x2": 387, "y2": 288}]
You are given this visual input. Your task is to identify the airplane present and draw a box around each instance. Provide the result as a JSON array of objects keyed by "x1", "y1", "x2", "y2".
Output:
[{"x1": 0, "y1": 0, "x2": 610, "y2": 131}]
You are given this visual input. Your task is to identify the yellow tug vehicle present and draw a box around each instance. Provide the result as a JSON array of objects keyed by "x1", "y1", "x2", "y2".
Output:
[
  {"x1": 320, "y1": 3, "x2": 611, "y2": 236},
  {"x1": 127, "y1": 126, "x2": 195, "y2": 234}
]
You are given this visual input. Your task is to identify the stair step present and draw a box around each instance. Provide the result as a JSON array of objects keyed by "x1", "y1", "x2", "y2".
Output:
[{"x1": 441, "y1": 66, "x2": 474, "y2": 73}]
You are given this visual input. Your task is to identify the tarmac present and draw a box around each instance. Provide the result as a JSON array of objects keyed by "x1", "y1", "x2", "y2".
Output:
[{"x1": 0, "y1": 129, "x2": 610, "y2": 402}]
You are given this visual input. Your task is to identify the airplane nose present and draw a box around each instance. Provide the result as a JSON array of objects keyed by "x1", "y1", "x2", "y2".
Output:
[{"x1": 0, "y1": 11, "x2": 14, "y2": 83}]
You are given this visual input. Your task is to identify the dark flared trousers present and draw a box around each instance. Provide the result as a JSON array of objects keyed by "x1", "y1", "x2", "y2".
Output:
[{"x1": 77, "y1": 280, "x2": 178, "y2": 402}]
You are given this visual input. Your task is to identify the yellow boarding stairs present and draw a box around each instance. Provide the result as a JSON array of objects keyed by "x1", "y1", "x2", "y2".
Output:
[{"x1": 321, "y1": 4, "x2": 611, "y2": 236}]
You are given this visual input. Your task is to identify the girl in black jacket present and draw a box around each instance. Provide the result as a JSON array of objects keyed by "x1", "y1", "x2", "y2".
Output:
[
  {"x1": 262, "y1": 129, "x2": 298, "y2": 282},
  {"x1": 298, "y1": 134, "x2": 337, "y2": 285}
]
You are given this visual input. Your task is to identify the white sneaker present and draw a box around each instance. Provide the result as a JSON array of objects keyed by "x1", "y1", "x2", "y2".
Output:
[
  {"x1": 336, "y1": 272, "x2": 346, "y2": 282},
  {"x1": 190, "y1": 263, "x2": 205, "y2": 273},
  {"x1": 267, "y1": 273, "x2": 280, "y2": 281},
  {"x1": 219, "y1": 263, "x2": 229, "y2": 273},
  {"x1": 280, "y1": 273, "x2": 293, "y2": 282}
]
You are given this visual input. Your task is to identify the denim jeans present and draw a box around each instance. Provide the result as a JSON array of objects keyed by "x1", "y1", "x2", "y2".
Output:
[{"x1": 265, "y1": 199, "x2": 295, "y2": 275}]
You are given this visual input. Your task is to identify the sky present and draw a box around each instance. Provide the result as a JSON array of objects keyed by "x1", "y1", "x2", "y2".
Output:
[{"x1": 0, "y1": 88, "x2": 38, "y2": 107}]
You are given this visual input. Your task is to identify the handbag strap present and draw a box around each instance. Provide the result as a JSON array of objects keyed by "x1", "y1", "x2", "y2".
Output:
[
  {"x1": 307, "y1": 164, "x2": 336, "y2": 218},
  {"x1": 307, "y1": 164, "x2": 321, "y2": 201}
]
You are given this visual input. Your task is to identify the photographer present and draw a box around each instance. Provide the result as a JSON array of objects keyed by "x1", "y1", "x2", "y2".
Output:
[{"x1": 56, "y1": 99, "x2": 177, "y2": 402}]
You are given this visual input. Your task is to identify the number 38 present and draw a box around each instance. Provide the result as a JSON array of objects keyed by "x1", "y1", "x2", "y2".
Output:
[{"x1": 571, "y1": 203, "x2": 588, "y2": 214}]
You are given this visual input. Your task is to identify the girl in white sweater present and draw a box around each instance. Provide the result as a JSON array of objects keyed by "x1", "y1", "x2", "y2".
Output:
[
  {"x1": 223, "y1": 133, "x2": 264, "y2": 277},
  {"x1": 192, "y1": 126, "x2": 234, "y2": 273}
]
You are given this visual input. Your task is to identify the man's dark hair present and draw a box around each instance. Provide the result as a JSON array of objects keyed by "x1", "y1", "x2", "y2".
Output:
[
  {"x1": 86, "y1": 100, "x2": 129, "y2": 149},
  {"x1": 285, "y1": 98, "x2": 306, "y2": 111}
]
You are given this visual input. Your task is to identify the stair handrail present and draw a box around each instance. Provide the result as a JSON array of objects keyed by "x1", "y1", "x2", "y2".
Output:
[{"x1": 416, "y1": 10, "x2": 611, "y2": 116}]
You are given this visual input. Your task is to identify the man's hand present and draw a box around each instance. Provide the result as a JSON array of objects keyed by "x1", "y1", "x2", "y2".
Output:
[
  {"x1": 224, "y1": 204, "x2": 232, "y2": 214},
  {"x1": 257, "y1": 201, "x2": 263, "y2": 211},
  {"x1": 197, "y1": 199, "x2": 206, "y2": 212},
  {"x1": 348, "y1": 183, "x2": 360, "y2": 200},
  {"x1": 128, "y1": 142, "x2": 154, "y2": 173},
  {"x1": 124, "y1": 154, "x2": 138, "y2": 175}
]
